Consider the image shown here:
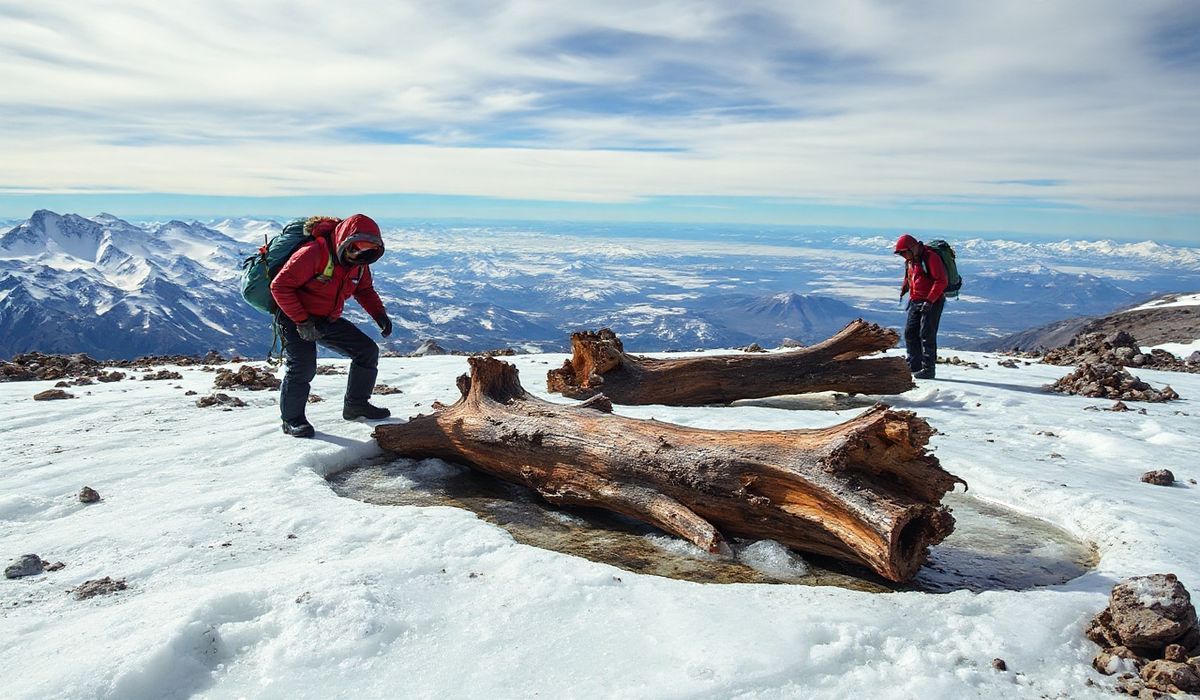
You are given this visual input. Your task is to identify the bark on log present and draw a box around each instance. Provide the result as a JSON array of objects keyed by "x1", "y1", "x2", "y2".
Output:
[
  {"x1": 546, "y1": 319, "x2": 915, "y2": 406},
  {"x1": 374, "y1": 357, "x2": 965, "y2": 582}
]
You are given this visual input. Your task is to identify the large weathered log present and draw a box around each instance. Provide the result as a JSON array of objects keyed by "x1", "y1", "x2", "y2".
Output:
[
  {"x1": 374, "y1": 357, "x2": 964, "y2": 582},
  {"x1": 546, "y1": 319, "x2": 915, "y2": 406}
]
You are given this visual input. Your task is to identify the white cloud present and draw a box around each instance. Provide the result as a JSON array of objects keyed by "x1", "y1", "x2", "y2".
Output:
[{"x1": 0, "y1": 0, "x2": 1196, "y2": 213}]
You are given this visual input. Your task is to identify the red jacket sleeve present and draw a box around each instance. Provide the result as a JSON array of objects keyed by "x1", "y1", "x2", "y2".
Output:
[
  {"x1": 925, "y1": 248, "x2": 949, "y2": 302},
  {"x1": 270, "y1": 241, "x2": 324, "y2": 323},
  {"x1": 353, "y1": 266, "x2": 386, "y2": 319}
]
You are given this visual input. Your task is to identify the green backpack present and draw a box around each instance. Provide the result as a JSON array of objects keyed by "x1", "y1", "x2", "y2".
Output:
[
  {"x1": 923, "y1": 239, "x2": 963, "y2": 299},
  {"x1": 240, "y1": 219, "x2": 335, "y2": 315}
]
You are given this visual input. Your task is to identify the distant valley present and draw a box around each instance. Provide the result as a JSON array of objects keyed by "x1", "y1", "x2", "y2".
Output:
[{"x1": 2, "y1": 211, "x2": 1198, "y2": 359}]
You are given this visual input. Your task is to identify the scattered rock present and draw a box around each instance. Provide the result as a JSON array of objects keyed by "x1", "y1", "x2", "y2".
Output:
[
  {"x1": 72, "y1": 577, "x2": 127, "y2": 600},
  {"x1": 1045, "y1": 362, "x2": 1181, "y2": 402},
  {"x1": 78, "y1": 486, "x2": 101, "y2": 503},
  {"x1": 738, "y1": 343, "x2": 767, "y2": 353},
  {"x1": 44, "y1": 561, "x2": 65, "y2": 572},
  {"x1": 1141, "y1": 659, "x2": 1200, "y2": 694},
  {"x1": 307, "y1": 394, "x2": 324, "y2": 403},
  {"x1": 1141, "y1": 470, "x2": 1176, "y2": 487},
  {"x1": 213, "y1": 365, "x2": 280, "y2": 391},
  {"x1": 33, "y1": 389, "x2": 74, "y2": 401},
  {"x1": 1165, "y1": 644, "x2": 1188, "y2": 663},
  {"x1": 141, "y1": 369, "x2": 183, "y2": 381},
  {"x1": 997, "y1": 358, "x2": 1020, "y2": 369},
  {"x1": 779, "y1": 338, "x2": 806, "y2": 348},
  {"x1": 111, "y1": 352, "x2": 229, "y2": 368},
  {"x1": 1, "y1": 352, "x2": 224, "y2": 383},
  {"x1": 373, "y1": 384, "x2": 403, "y2": 395},
  {"x1": 314, "y1": 364, "x2": 344, "y2": 375},
  {"x1": 54, "y1": 380, "x2": 70, "y2": 387},
  {"x1": 184, "y1": 390, "x2": 197, "y2": 396},
  {"x1": 447, "y1": 347, "x2": 520, "y2": 357},
  {"x1": 1112, "y1": 401, "x2": 1130, "y2": 412},
  {"x1": 196, "y1": 393, "x2": 248, "y2": 409},
  {"x1": 0, "y1": 352, "x2": 103, "y2": 382},
  {"x1": 938, "y1": 355, "x2": 982, "y2": 369},
  {"x1": 4, "y1": 554, "x2": 44, "y2": 579},
  {"x1": 991, "y1": 658, "x2": 1007, "y2": 671}
]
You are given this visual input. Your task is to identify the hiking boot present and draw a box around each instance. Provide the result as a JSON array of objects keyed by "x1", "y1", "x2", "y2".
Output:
[
  {"x1": 913, "y1": 368, "x2": 936, "y2": 380},
  {"x1": 343, "y1": 402, "x2": 391, "y2": 421},
  {"x1": 281, "y1": 419, "x2": 315, "y2": 438}
]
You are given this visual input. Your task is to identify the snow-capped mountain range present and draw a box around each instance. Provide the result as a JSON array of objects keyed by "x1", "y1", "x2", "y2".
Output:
[{"x1": 2, "y1": 211, "x2": 1198, "y2": 359}]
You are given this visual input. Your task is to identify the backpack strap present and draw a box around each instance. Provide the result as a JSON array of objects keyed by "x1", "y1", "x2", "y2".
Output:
[
  {"x1": 312, "y1": 235, "x2": 335, "y2": 282},
  {"x1": 917, "y1": 245, "x2": 931, "y2": 278}
]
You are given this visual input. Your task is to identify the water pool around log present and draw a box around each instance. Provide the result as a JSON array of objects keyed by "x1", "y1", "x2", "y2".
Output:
[{"x1": 328, "y1": 456, "x2": 1096, "y2": 593}]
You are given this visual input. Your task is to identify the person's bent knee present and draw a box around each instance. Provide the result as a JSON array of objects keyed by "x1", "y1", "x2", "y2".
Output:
[{"x1": 358, "y1": 341, "x2": 379, "y2": 367}]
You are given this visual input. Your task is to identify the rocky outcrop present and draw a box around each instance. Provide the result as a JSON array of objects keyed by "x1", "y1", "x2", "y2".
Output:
[
  {"x1": 1, "y1": 352, "x2": 102, "y2": 382},
  {"x1": 1046, "y1": 363, "x2": 1179, "y2": 402},
  {"x1": 1043, "y1": 331, "x2": 1200, "y2": 374},
  {"x1": 1087, "y1": 574, "x2": 1200, "y2": 696}
]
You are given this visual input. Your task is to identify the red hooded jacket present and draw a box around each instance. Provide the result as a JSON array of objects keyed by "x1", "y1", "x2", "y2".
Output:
[
  {"x1": 895, "y1": 234, "x2": 948, "y2": 303},
  {"x1": 270, "y1": 214, "x2": 386, "y2": 323}
]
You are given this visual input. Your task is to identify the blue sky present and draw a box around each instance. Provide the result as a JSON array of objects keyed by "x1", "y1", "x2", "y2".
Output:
[{"x1": 0, "y1": 1, "x2": 1197, "y2": 241}]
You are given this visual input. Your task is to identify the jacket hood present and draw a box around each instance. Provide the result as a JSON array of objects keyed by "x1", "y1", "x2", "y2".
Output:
[
  {"x1": 893, "y1": 233, "x2": 918, "y2": 253},
  {"x1": 333, "y1": 214, "x2": 384, "y2": 265}
]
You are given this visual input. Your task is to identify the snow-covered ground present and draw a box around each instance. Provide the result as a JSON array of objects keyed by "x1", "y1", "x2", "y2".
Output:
[
  {"x1": 1149, "y1": 339, "x2": 1200, "y2": 357},
  {"x1": 2, "y1": 351, "x2": 1198, "y2": 699},
  {"x1": 1125, "y1": 292, "x2": 1200, "y2": 313}
]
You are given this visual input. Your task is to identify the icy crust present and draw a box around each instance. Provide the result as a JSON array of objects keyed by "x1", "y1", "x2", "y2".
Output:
[{"x1": 1, "y1": 351, "x2": 1198, "y2": 698}]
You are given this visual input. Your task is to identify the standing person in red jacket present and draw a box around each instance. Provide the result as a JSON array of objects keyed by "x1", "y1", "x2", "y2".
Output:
[
  {"x1": 270, "y1": 214, "x2": 394, "y2": 437},
  {"x1": 894, "y1": 233, "x2": 948, "y2": 379}
]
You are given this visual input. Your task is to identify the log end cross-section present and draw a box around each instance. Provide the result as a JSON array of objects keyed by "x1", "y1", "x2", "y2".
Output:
[
  {"x1": 546, "y1": 319, "x2": 915, "y2": 406},
  {"x1": 376, "y1": 357, "x2": 965, "y2": 582}
]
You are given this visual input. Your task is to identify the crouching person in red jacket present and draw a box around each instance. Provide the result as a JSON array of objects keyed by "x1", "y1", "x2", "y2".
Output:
[{"x1": 270, "y1": 214, "x2": 394, "y2": 437}]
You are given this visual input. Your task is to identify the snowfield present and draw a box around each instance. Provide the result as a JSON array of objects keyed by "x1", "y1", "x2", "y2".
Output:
[
  {"x1": 2, "y1": 351, "x2": 1198, "y2": 699},
  {"x1": 1126, "y1": 292, "x2": 1200, "y2": 313}
]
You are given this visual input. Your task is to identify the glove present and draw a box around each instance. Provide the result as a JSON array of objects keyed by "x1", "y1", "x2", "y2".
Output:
[
  {"x1": 296, "y1": 318, "x2": 322, "y2": 342},
  {"x1": 374, "y1": 313, "x2": 393, "y2": 338}
]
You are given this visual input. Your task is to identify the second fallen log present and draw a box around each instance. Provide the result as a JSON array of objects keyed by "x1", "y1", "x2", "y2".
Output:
[
  {"x1": 374, "y1": 357, "x2": 964, "y2": 582},
  {"x1": 546, "y1": 319, "x2": 915, "y2": 406}
]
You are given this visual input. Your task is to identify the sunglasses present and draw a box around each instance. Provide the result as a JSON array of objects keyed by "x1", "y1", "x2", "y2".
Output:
[{"x1": 345, "y1": 244, "x2": 382, "y2": 263}]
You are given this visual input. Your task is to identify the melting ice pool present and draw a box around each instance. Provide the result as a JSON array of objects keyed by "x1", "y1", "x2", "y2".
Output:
[{"x1": 329, "y1": 457, "x2": 1096, "y2": 593}]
